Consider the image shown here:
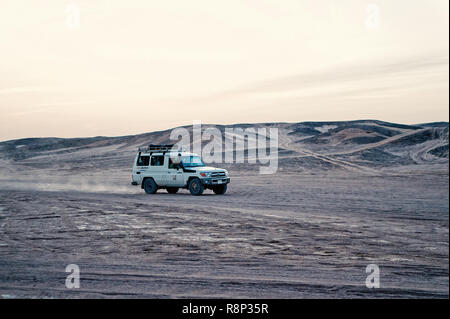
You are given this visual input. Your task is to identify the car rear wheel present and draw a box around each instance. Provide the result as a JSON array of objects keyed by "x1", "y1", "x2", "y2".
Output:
[
  {"x1": 143, "y1": 178, "x2": 158, "y2": 194},
  {"x1": 212, "y1": 184, "x2": 227, "y2": 195},
  {"x1": 189, "y1": 178, "x2": 204, "y2": 195},
  {"x1": 166, "y1": 187, "x2": 179, "y2": 194}
]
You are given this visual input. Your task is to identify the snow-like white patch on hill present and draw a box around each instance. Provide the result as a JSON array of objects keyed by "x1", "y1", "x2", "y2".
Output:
[{"x1": 315, "y1": 125, "x2": 337, "y2": 133}]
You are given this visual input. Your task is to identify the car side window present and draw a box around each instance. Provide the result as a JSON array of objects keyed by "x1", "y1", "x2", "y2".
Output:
[
  {"x1": 137, "y1": 155, "x2": 149, "y2": 166},
  {"x1": 151, "y1": 155, "x2": 164, "y2": 166},
  {"x1": 168, "y1": 157, "x2": 179, "y2": 169}
]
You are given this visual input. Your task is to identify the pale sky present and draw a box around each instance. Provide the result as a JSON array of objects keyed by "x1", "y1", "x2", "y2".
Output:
[{"x1": 0, "y1": 0, "x2": 448, "y2": 141}]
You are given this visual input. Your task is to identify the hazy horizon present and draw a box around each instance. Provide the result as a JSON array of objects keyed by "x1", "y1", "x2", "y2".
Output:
[{"x1": 1, "y1": 0, "x2": 448, "y2": 141}]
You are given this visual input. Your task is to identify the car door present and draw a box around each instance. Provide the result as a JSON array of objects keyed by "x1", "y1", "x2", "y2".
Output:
[
  {"x1": 134, "y1": 154, "x2": 149, "y2": 184},
  {"x1": 149, "y1": 154, "x2": 166, "y2": 185},
  {"x1": 165, "y1": 156, "x2": 184, "y2": 187}
]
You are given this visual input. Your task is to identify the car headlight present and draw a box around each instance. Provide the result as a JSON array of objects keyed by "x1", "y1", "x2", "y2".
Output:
[{"x1": 200, "y1": 172, "x2": 211, "y2": 178}]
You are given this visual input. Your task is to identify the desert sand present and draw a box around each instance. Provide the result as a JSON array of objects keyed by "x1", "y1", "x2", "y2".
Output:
[{"x1": 0, "y1": 120, "x2": 448, "y2": 298}]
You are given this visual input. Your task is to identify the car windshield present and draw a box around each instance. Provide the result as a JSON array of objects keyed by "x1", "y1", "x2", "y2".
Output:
[{"x1": 181, "y1": 155, "x2": 205, "y2": 167}]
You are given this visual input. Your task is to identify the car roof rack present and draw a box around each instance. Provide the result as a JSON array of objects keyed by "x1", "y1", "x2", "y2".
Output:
[{"x1": 138, "y1": 144, "x2": 176, "y2": 154}]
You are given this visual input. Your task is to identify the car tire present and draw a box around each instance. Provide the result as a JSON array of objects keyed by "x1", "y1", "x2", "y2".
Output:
[
  {"x1": 143, "y1": 178, "x2": 158, "y2": 194},
  {"x1": 212, "y1": 184, "x2": 227, "y2": 195},
  {"x1": 166, "y1": 187, "x2": 179, "y2": 194},
  {"x1": 189, "y1": 178, "x2": 204, "y2": 195}
]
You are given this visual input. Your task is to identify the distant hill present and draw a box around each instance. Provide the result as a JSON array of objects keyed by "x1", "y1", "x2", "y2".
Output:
[{"x1": 0, "y1": 120, "x2": 448, "y2": 173}]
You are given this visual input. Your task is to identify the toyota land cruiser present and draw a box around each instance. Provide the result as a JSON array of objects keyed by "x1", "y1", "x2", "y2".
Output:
[{"x1": 131, "y1": 144, "x2": 230, "y2": 195}]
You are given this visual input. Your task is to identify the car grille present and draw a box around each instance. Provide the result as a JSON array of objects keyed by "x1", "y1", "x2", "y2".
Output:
[{"x1": 211, "y1": 172, "x2": 226, "y2": 178}]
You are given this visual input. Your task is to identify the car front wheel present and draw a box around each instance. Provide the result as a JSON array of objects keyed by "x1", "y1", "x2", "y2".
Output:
[
  {"x1": 189, "y1": 178, "x2": 204, "y2": 195},
  {"x1": 212, "y1": 184, "x2": 227, "y2": 195}
]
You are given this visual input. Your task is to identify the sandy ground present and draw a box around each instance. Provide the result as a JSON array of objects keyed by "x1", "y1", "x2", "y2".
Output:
[
  {"x1": 0, "y1": 172, "x2": 448, "y2": 298},
  {"x1": 0, "y1": 121, "x2": 448, "y2": 298}
]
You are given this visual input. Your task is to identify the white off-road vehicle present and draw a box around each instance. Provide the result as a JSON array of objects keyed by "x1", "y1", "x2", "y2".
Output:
[{"x1": 131, "y1": 144, "x2": 230, "y2": 195}]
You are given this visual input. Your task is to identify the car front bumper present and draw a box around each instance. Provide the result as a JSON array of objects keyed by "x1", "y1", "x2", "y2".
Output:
[{"x1": 201, "y1": 177, "x2": 230, "y2": 186}]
